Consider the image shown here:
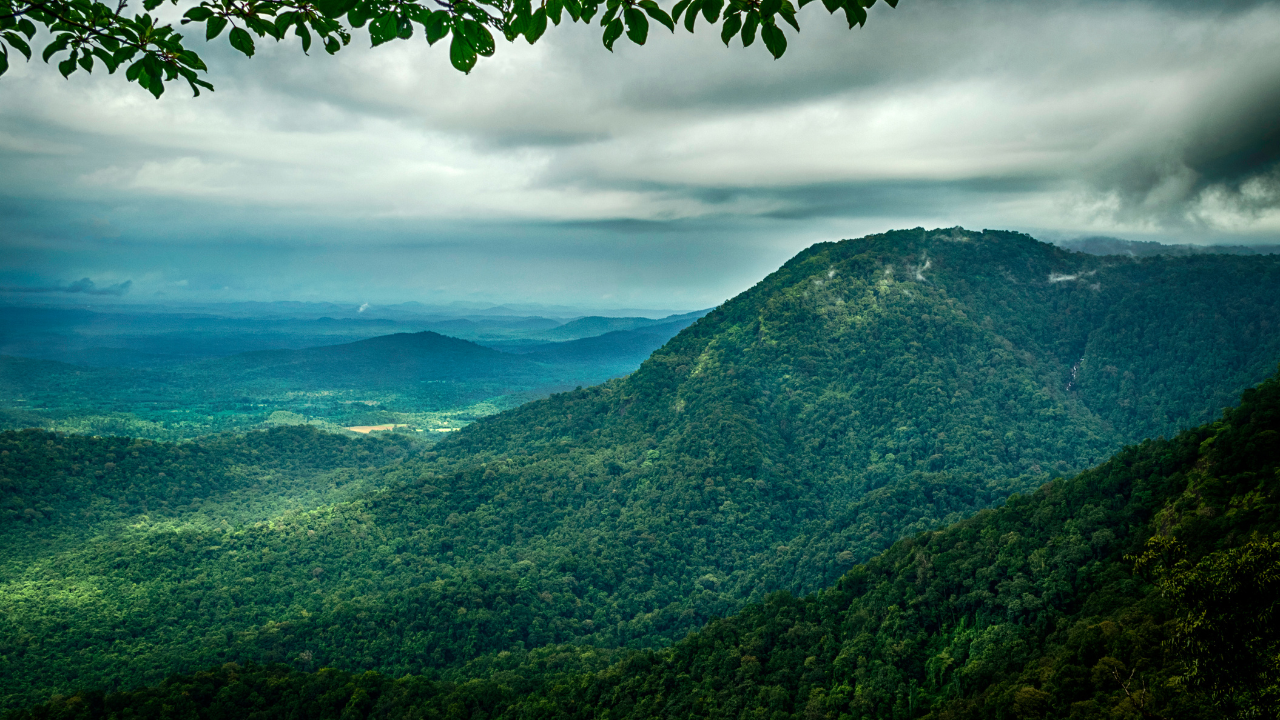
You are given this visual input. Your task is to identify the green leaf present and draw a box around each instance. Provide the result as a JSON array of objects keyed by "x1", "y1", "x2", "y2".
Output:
[
  {"x1": 324, "y1": 35, "x2": 341, "y2": 53},
  {"x1": 506, "y1": 14, "x2": 527, "y2": 41},
  {"x1": 670, "y1": 0, "x2": 690, "y2": 22},
  {"x1": 58, "y1": 50, "x2": 77, "y2": 77},
  {"x1": 470, "y1": 21, "x2": 495, "y2": 55},
  {"x1": 760, "y1": 21, "x2": 784, "y2": 57},
  {"x1": 6, "y1": 33, "x2": 30, "y2": 60},
  {"x1": 842, "y1": 1, "x2": 866, "y2": 27},
  {"x1": 126, "y1": 58, "x2": 143, "y2": 81},
  {"x1": 759, "y1": 0, "x2": 779, "y2": 15},
  {"x1": 563, "y1": 0, "x2": 582, "y2": 21},
  {"x1": 682, "y1": 0, "x2": 701, "y2": 31},
  {"x1": 0, "y1": 48, "x2": 8, "y2": 77},
  {"x1": 701, "y1": 0, "x2": 722, "y2": 23},
  {"x1": 623, "y1": 7, "x2": 647, "y2": 44},
  {"x1": 274, "y1": 12, "x2": 297, "y2": 37},
  {"x1": 719, "y1": 11, "x2": 739, "y2": 44},
  {"x1": 142, "y1": 0, "x2": 164, "y2": 10},
  {"x1": 369, "y1": 13, "x2": 397, "y2": 46},
  {"x1": 404, "y1": 5, "x2": 433, "y2": 22},
  {"x1": 182, "y1": 6, "x2": 214, "y2": 21},
  {"x1": 246, "y1": 17, "x2": 280, "y2": 40},
  {"x1": 639, "y1": 1, "x2": 673, "y2": 32},
  {"x1": 547, "y1": 0, "x2": 563, "y2": 25},
  {"x1": 448, "y1": 31, "x2": 476, "y2": 72},
  {"x1": 526, "y1": 7, "x2": 547, "y2": 42},
  {"x1": 456, "y1": 18, "x2": 483, "y2": 51},
  {"x1": 601, "y1": 16, "x2": 622, "y2": 50},
  {"x1": 312, "y1": 0, "x2": 359, "y2": 18},
  {"x1": 600, "y1": 4, "x2": 619, "y2": 26},
  {"x1": 206, "y1": 16, "x2": 228, "y2": 40},
  {"x1": 228, "y1": 26, "x2": 255, "y2": 56},
  {"x1": 17, "y1": 18, "x2": 37, "y2": 38},
  {"x1": 397, "y1": 15, "x2": 413, "y2": 39},
  {"x1": 425, "y1": 11, "x2": 450, "y2": 44},
  {"x1": 78, "y1": 51, "x2": 93, "y2": 72},
  {"x1": 92, "y1": 47, "x2": 120, "y2": 72},
  {"x1": 820, "y1": 0, "x2": 839, "y2": 13},
  {"x1": 42, "y1": 35, "x2": 71, "y2": 63},
  {"x1": 884, "y1": 0, "x2": 896, "y2": 6},
  {"x1": 779, "y1": 8, "x2": 798, "y2": 31},
  {"x1": 295, "y1": 23, "x2": 312, "y2": 53},
  {"x1": 740, "y1": 10, "x2": 757, "y2": 46},
  {"x1": 348, "y1": 3, "x2": 372, "y2": 28}
]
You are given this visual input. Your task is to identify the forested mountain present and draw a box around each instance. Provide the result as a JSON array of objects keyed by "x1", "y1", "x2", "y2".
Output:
[
  {"x1": 1, "y1": 228, "x2": 1279, "y2": 711},
  {"x1": 10, "y1": 329, "x2": 1280, "y2": 720},
  {"x1": 1058, "y1": 235, "x2": 1280, "y2": 258},
  {"x1": 195, "y1": 331, "x2": 538, "y2": 387},
  {"x1": 520, "y1": 318, "x2": 703, "y2": 366},
  {"x1": 533, "y1": 312, "x2": 709, "y2": 342},
  {"x1": 0, "y1": 304, "x2": 704, "y2": 369}
]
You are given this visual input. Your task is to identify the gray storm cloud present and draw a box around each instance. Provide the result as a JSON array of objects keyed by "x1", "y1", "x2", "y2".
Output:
[
  {"x1": 0, "y1": 278, "x2": 133, "y2": 296},
  {"x1": 0, "y1": 0, "x2": 1278, "y2": 306}
]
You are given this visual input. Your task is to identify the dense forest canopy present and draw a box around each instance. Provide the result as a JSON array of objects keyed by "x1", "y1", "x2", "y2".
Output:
[
  {"x1": 1, "y1": 228, "x2": 1278, "y2": 712},
  {"x1": 8, "y1": 326, "x2": 1280, "y2": 720}
]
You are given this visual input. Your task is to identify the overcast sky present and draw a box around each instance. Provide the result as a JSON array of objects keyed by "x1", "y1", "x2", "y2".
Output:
[{"x1": 1, "y1": 0, "x2": 1278, "y2": 311}]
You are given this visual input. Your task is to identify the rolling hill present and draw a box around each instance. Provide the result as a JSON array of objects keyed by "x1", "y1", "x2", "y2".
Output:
[
  {"x1": 0, "y1": 318, "x2": 703, "y2": 440},
  {"x1": 195, "y1": 331, "x2": 540, "y2": 388}
]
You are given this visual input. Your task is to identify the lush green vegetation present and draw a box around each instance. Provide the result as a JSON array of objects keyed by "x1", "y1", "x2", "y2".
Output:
[
  {"x1": 9, "y1": 340, "x2": 1279, "y2": 720},
  {"x1": 1, "y1": 228, "x2": 1278, "y2": 712},
  {"x1": 0, "y1": 425, "x2": 418, "y2": 529},
  {"x1": 0, "y1": 314, "x2": 702, "y2": 441}
]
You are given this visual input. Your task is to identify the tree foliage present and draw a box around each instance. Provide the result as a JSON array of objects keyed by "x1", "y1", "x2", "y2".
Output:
[
  {"x1": 9, "y1": 363, "x2": 1280, "y2": 720},
  {"x1": 0, "y1": 0, "x2": 898, "y2": 96}
]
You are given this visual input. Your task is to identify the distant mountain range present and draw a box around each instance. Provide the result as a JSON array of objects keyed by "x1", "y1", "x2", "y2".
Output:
[
  {"x1": 1057, "y1": 234, "x2": 1280, "y2": 257},
  {"x1": 0, "y1": 311, "x2": 711, "y2": 439},
  {"x1": 0, "y1": 305, "x2": 710, "y2": 368}
]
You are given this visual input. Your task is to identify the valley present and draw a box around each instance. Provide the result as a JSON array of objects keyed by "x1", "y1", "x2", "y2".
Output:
[{"x1": 0, "y1": 308, "x2": 708, "y2": 441}]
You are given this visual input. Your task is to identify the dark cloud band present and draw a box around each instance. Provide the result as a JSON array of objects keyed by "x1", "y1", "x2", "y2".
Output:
[{"x1": 1, "y1": 278, "x2": 133, "y2": 296}]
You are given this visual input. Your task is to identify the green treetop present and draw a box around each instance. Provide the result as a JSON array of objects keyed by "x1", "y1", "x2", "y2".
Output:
[{"x1": 0, "y1": 0, "x2": 898, "y2": 96}]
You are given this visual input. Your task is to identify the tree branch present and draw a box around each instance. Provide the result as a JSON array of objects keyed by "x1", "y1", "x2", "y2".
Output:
[{"x1": 1111, "y1": 667, "x2": 1168, "y2": 720}]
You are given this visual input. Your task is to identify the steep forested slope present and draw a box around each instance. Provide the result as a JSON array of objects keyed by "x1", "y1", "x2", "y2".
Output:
[
  {"x1": 11, "y1": 353, "x2": 1279, "y2": 720},
  {"x1": 1, "y1": 228, "x2": 1278, "y2": 710}
]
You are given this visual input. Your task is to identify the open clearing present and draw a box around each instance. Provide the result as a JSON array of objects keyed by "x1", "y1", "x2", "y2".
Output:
[{"x1": 345, "y1": 424, "x2": 409, "y2": 434}]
